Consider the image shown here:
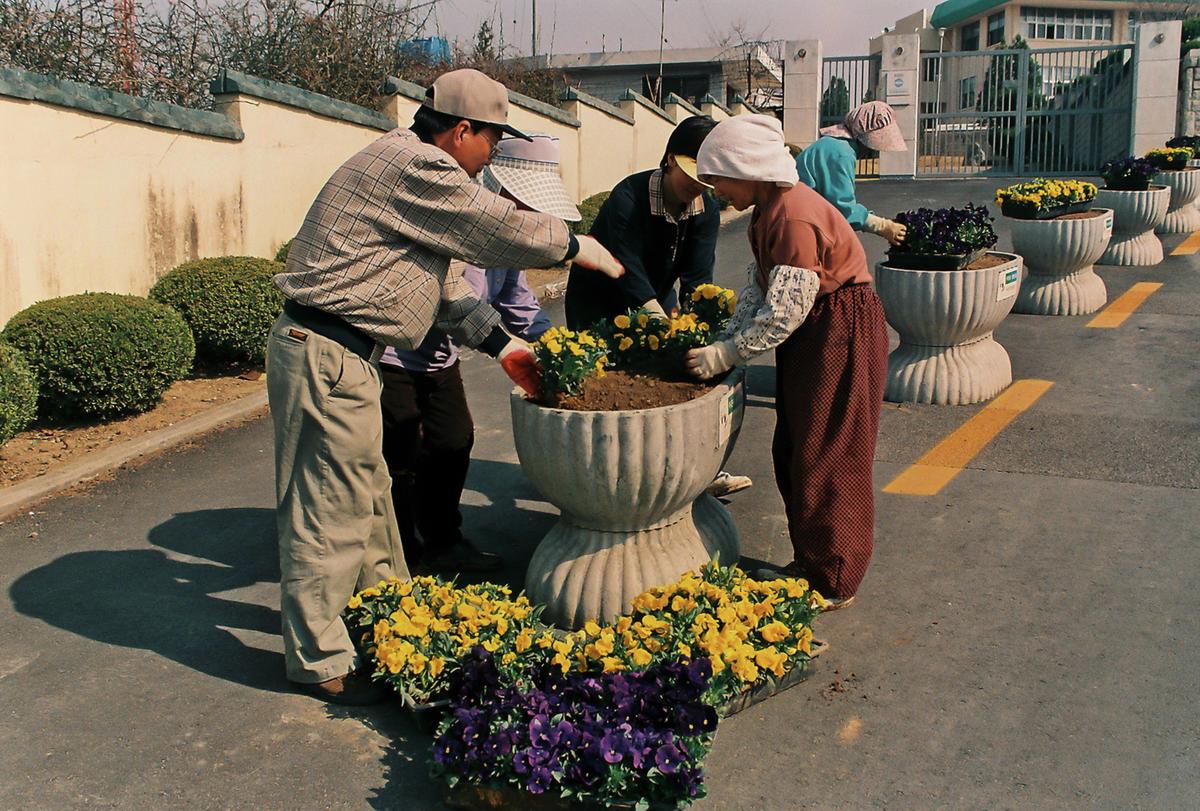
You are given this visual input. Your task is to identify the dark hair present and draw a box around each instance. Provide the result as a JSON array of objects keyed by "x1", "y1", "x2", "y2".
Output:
[
  {"x1": 660, "y1": 115, "x2": 718, "y2": 168},
  {"x1": 410, "y1": 90, "x2": 494, "y2": 144}
]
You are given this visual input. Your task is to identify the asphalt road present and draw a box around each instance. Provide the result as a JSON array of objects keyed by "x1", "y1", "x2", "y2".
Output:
[{"x1": 0, "y1": 178, "x2": 1196, "y2": 810}]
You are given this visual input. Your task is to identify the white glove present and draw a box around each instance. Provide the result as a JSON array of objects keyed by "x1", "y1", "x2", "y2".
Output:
[
  {"x1": 573, "y1": 235, "x2": 625, "y2": 279},
  {"x1": 686, "y1": 339, "x2": 739, "y2": 380},
  {"x1": 498, "y1": 338, "x2": 541, "y2": 396},
  {"x1": 865, "y1": 214, "x2": 907, "y2": 246},
  {"x1": 640, "y1": 298, "x2": 668, "y2": 320}
]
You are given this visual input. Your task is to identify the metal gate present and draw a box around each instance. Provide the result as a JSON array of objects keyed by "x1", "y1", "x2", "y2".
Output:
[
  {"x1": 917, "y1": 43, "x2": 1134, "y2": 177},
  {"x1": 821, "y1": 54, "x2": 882, "y2": 176}
]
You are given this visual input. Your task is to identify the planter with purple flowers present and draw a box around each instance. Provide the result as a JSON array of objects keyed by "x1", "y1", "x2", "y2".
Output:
[
  {"x1": 876, "y1": 204, "x2": 1021, "y2": 405},
  {"x1": 1096, "y1": 156, "x2": 1168, "y2": 266}
]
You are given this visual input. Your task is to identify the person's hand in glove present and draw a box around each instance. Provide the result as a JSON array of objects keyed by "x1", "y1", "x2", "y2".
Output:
[
  {"x1": 686, "y1": 339, "x2": 739, "y2": 380},
  {"x1": 498, "y1": 338, "x2": 541, "y2": 396},
  {"x1": 573, "y1": 235, "x2": 625, "y2": 279},
  {"x1": 865, "y1": 213, "x2": 907, "y2": 246},
  {"x1": 640, "y1": 298, "x2": 668, "y2": 321}
]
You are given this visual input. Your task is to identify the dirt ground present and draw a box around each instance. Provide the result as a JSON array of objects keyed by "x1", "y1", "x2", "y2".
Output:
[{"x1": 0, "y1": 373, "x2": 264, "y2": 487}]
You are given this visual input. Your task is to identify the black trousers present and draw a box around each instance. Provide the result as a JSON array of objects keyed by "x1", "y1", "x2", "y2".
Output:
[{"x1": 379, "y1": 361, "x2": 474, "y2": 566}]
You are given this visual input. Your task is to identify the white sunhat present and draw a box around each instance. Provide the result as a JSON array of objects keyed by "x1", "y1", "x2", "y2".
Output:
[
  {"x1": 695, "y1": 114, "x2": 799, "y2": 188},
  {"x1": 480, "y1": 134, "x2": 581, "y2": 222}
]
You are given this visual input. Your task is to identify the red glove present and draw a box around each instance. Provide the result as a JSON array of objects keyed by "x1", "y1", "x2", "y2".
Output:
[{"x1": 499, "y1": 340, "x2": 542, "y2": 396}]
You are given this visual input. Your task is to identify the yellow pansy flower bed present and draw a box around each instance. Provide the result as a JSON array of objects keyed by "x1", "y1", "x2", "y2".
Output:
[
  {"x1": 532, "y1": 326, "x2": 608, "y2": 397},
  {"x1": 995, "y1": 178, "x2": 1097, "y2": 219},
  {"x1": 1144, "y1": 147, "x2": 1192, "y2": 171},
  {"x1": 345, "y1": 576, "x2": 546, "y2": 704}
]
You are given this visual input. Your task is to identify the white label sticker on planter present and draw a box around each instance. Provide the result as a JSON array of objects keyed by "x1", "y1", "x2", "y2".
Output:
[
  {"x1": 1104, "y1": 215, "x2": 1113, "y2": 234},
  {"x1": 718, "y1": 388, "x2": 739, "y2": 447},
  {"x1": 998, "y1": 266, "x2": 1019, "y2": 302}
]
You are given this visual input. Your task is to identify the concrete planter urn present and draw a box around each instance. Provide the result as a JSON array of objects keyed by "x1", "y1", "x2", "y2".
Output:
[
  {"x1": 1096, "y1": 186, "x2": 1169, "y2": 266},
  {"x1": 1154, "y1": 169, "x2": 1200, "y2": 234},
  {"x1": 512, "y1": 368, "x2": 745, "y2": 629},
  {"x1": 1008, "y1": 209, "x2": 1112, "y2": 316},
  {"x1": 875, "y1": 252, "x2": 1022, "y2": 405}
]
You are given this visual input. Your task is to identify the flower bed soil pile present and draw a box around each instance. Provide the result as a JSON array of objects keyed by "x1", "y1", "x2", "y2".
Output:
[
  {"x1": 544, "y1": 368, "x2": 716, "y2": 411},
  {"x1": 1056, "y1": 209, "x2": 1108, "y2": 221},
  {"x1": 965, "y1": 253, "x2": 1011, "y2": 270}
]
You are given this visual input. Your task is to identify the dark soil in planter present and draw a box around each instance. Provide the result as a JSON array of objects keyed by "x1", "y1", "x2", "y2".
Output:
[
  {"x1": 964, "y1": 253, "x2": 1011, "y2": 270},
  {"x1": 543, "y1": 358, "x2": 717, "y2": 411},
  {"x1": 1056, "y1": 209, "x2": 1108, "y2": 221}
]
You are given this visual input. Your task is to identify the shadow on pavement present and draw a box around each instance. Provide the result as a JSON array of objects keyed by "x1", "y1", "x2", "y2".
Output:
[{"x1": 9, "y1": 507, "x2": 287, "y2": 692}]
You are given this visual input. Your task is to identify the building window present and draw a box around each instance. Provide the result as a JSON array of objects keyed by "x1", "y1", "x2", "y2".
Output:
[
  {"x1": 959, "y1": 75, "x2": 977, "y2": 109},
  {"x1": 961, "y1": 21, "x2": 980, "y2": 51},
  {"x1": 1020, "y1": 7, "x2": 1113, "y2": 41},
  {"x1": 922, "y1": 56, "x2": 942, "y2": 82},
  {"x1": 987, "y1": 11, "x2": 1006, "y2": 46}
]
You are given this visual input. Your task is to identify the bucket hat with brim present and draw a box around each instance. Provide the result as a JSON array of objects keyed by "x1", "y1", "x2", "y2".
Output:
[
  {"x1": 481, "y1": 134, "x2": 581, "y2": 222},
  {"x1": 820, "y1": 100, "x2": 907, "y2": 152}
]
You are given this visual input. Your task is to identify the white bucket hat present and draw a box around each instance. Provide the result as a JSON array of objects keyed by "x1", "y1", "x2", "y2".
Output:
[
  {"x1": 480, "y1": 134, "x2": 581, "y2": 222},
  {"x1": 695, "y1": 114, "x2": 799, "y2": 188}
]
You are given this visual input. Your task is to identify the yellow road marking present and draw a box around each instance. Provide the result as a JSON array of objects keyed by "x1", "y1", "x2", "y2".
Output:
[
  {"x1": 1170, "y1": 230, "x2": 1200, "y2": 255},
  {"x1": 1086, "y1": 282, "x2": 1162, "y2": 328},
  {"x1": 882, "y1": 380, "x2": 1055, "y2": 496}
]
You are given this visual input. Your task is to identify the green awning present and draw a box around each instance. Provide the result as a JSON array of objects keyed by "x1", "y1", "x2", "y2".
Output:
[{"x1": 929, "y1": 0, "x2": 1005, "y2": 29}]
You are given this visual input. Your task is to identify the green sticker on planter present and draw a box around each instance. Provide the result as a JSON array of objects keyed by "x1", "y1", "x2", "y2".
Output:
[
  {"x1": 998, "y1": 266, "x2": 1019, "y2": 302},
  {"x1": 1104, "y1": 215, "x2": 1113, "y2": 233},
  {"x1": 718, "y1": 386, "x2": 741, "y2": 447}
]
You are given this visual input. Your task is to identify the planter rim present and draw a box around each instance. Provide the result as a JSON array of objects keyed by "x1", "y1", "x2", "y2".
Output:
[
  {"x1": 513, "y1": 367, "x2": 743, "y2": 417},
  {"x1": 1002, "y1": 205, "x2": 1111, "y2": 222},
  {"x1": 1098, "y1": 184, "x2": 1169, "y2": 193},
  {"x1": 877, "y1": 250, "x2": 1019, "y2": 275}
]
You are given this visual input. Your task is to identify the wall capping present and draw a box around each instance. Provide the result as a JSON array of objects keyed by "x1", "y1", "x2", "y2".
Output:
[
  {"x1": 381, "y1": 75, "x2": 427, "y2": 102},
  {"x1": 617, "y1": 89, "x2": 675, "y2": 124},
  {"x1": 212, "y1": 69, "x2": 393, "y2": 131},
  {"x1": 508, "y1": 88, "x2": 581, "y2": 127},
  {"x1": 730, "y1": 94, "x2": 761, "y2": 114},
  {"x1": 663, "y1": 92, "x2": 703, "y2": 116},
  {"x1": 0, "y1": 66, "x2": 243, "y2": 140},
  {"x1": 699, "y1": 93, "x2": 731, "y2": 115},
  {"x1": 560, "y1": 86, "x2": 635, "y2": 125}
]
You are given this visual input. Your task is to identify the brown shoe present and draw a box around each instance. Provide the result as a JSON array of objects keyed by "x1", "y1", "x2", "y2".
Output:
[{"x1": 292, "y1": 670, "x2": 390, "y2": 706}]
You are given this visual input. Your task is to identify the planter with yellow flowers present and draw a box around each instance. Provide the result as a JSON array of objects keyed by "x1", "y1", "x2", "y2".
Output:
[
  {"x1": 512, "y1": 286, "x2": 745, "y2": 629},
  {"x1": 996, "y1": 179, "x2": 1112, "y2": 316},
  {"x1": 1144, "y1": 148, "x2": 1200, "y2": 234}
]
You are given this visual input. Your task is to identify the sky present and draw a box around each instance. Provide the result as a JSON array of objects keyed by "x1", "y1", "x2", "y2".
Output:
[{"x1": 424, "y1": 0, "x2": 926, "y2": 58}]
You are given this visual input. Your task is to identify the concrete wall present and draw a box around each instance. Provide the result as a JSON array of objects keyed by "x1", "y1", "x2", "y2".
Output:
[
  {"x1": 2, "y1": 66, "x2": 762, "y2": 324},
  {"x1": 783, "y1": 39, "x2": 823, "y2": 149},
  {"x1": 1132, "y1": 20, "x2": 1183, "y2": 154},
  {"x1": 1177, "y1": 48, "x2": 1200, "y2": 137}
]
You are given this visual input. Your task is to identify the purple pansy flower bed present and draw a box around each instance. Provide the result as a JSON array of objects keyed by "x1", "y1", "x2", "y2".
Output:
[
  {"x1": 433, "y1": 648, "x2": 718, "y2": 808},
  {"x1": 1100, "y1": 156, "x2": 1159, "y2": 191},
  {"x1": 888, "y1": 204, "x2": 998, "y2": 267}
]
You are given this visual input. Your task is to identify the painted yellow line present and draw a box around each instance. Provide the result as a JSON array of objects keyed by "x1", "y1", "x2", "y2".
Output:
[
  {"x1": 1086, "y1": 282, "x2": 1162, "y2": 328},
  {"x1": 882, "y1": 380, "x2": 1055, "y2": 496},
  {"x1": 1171, "y1": 229, "x2": 1200, "y2": 255}
]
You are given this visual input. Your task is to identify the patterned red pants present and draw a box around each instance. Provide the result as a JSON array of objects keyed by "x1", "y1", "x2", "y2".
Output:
[{"x1": 772, "y1": 283, "x2": 888, "y2": 599}]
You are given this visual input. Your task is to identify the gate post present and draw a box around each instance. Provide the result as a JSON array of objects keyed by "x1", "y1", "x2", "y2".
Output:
[
  {"x1": 783, "y1": 39, "x2": 822, "y2": 149},
  {"x1": 878, "y1": 33, "x2": 920, "y2": 178},
  {"x1": 1132, "y1": 20, "x2": 1182, "y2": 154}
]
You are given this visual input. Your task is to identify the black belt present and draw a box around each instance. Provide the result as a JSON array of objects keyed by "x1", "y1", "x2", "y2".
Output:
[{"x1": 282, "y1": 300, "x2": 378, "y2": 362}]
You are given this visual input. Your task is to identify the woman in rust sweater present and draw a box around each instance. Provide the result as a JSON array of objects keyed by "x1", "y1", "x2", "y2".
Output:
[{"x1": 685, "y1": 115, "x2": 888, "y2": 610}]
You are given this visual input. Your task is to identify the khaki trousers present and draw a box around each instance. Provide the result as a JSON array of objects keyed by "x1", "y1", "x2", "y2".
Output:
[{"x1": 266, "y1": 312, "x2": 409, "y2": 683}]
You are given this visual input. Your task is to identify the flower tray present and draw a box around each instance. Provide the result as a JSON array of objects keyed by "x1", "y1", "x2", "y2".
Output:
[
  {"x1": 1001, "y1": 200, "x2": 1091, "y2": 220},
  {"x1": 403, "y1": 693, "x2": 451, "y2": 735},
  {"x1": 884, "y1": 248, "x2": 984, "y2": 270},
  {"x1": 443, "y1": 783, "x2": 677, "y2": 811},
  {"x1": 715, "y1": 639, "x2": 826, "y2": 718}
]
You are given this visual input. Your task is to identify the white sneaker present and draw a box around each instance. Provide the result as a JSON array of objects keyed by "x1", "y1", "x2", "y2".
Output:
[{"x1": 705, "y1": 471, "x2": 753, "y2": 498}]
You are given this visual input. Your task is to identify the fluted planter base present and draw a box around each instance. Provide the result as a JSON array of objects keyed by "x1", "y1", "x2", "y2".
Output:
[
  {"x1": 885, "y1": 335, "x2": 1012, "y2": 406},
  {"x1": 1099, "y1": 231, "x2": 1163, "y2": 266},
  {"x1": 1014, "y1": 269, "x2": 1107, "y2": 316},
  {"x1": 1155, "y1": 169, "x2": 1200, "y2": 234},
  {"x1": 1158, "y1": 204, "x2": 1200, "y2": 234},
  {"x1": 526, "y1": 498, "x2": 737, "y2": 629}
]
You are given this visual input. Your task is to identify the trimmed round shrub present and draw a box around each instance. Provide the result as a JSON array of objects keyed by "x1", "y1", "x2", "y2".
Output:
[
  {"x1": 572, "y1": 191, "x2": 611, "y2": 235},
  {"x1": 0, "y1": 342, "x2": 38, "y2": 444},
  {"x1": 274, "y1": 239, "x2": 293, "y2": 263},
  {"x1": 149, "y1": 256, "x2": 284, "y2": 365},
  {"x1": 1, "y1": 293, "x2": 194, "y2": 421}
]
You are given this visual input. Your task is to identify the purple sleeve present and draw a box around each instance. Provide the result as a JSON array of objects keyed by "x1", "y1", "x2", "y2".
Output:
[{"x1": 487, "y1": 268, "x2": 552, "y2": 341}]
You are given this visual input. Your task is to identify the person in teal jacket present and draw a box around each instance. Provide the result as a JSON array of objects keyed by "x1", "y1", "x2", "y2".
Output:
[{"x1": 796, "y1": 101, "x2": 908, "y2": 245}]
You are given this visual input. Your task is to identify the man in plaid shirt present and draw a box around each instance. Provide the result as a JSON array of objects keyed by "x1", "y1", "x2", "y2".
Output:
[{"x1": 266, "y1": 69, "x2": 623, "y2": 705}]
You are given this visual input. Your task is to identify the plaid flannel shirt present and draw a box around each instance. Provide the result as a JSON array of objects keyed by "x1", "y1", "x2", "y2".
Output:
[{"x1": 275, "y1": 128, "x2": 572, "y2": 350}]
